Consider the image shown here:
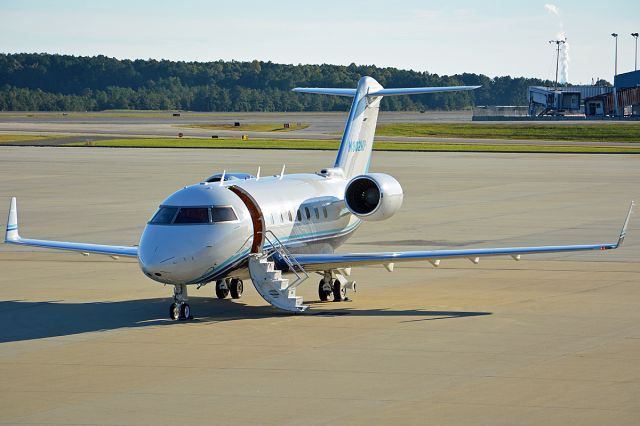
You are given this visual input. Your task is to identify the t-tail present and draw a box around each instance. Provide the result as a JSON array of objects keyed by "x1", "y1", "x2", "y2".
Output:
[{"x1": 293, "y1": 77, "x2": 480, "y2": 178}]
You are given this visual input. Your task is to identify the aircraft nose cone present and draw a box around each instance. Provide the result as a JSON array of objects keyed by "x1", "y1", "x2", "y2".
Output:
[{"x1": 139, "y1": 244, "x2": 177, "y2": 281}]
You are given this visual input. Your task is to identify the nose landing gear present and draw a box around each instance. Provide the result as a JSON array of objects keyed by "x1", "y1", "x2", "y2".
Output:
[{"x1": 170, "y1": 284, "x2": 192, "y2": 320}]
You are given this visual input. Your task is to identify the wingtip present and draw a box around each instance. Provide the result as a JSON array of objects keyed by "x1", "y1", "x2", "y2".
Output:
[
  {"x1": 615, "y1": 201, "x2": 635, "y2": 248},
  {"x1": 6, "y1": 196, "x2": 19, "y2": 242}
]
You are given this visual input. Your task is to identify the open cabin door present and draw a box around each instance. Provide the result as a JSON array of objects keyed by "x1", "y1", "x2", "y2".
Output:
[{"x1": 228, "y1": 185, "x2": 265, "y2": 254}]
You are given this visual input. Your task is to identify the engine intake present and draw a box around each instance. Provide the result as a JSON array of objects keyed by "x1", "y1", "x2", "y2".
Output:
[{"x1": 344, "y1": 173, "x2": 403, "y2": 221}]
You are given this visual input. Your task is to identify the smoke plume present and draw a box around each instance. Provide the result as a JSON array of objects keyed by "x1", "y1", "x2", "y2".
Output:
[{"x1": 545, "y1": 4, "x2": 570, "y2": 84}]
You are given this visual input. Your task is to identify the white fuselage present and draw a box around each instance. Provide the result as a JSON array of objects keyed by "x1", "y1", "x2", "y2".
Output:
[{"x1": 138, "y1": 172, "x2": 360, "y2": 285}]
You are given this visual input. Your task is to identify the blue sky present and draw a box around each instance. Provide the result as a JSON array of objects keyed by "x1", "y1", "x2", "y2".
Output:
[{"x1": 2, "y1": 0, "x2": 639, "y2": 84}]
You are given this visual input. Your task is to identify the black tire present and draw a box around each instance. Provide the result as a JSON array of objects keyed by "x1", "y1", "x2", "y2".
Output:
[
  {"x1": 215, "y1": 281, "x2": 229, "y2": 299},
  {"x1": 332, "y1": 279, "x2": 346, "y2": 302},
  {"x1": 180, "y1": 303, "x2": 191, "y2": 320},
  {"x1": 230, "y1": 279, "x2": 243, "y2": 299},
  {"x1": 318, "y1": 279, "x2": 332, "y2": 301},
  {"x1": 169, "y1": 302, "x2": 179, "y2": 320}
]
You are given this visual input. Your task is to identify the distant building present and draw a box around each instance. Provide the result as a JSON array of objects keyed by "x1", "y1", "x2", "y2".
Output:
[
  {"x1": 584, "y1": 70, "x2": 640, "y2": 117},
  {"x1": 528, "y1": 85, "x2": 612, "y2": 117}
]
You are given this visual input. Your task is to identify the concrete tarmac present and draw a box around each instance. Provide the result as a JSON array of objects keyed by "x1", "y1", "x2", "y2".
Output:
[{"x1": 1, "y1": 147, "x2": 639, "y2": 425}]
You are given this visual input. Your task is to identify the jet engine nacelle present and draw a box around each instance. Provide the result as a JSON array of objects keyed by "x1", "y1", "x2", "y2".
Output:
[{"x1": 344, "y1": 173, "x2": 403, "y2": 221}]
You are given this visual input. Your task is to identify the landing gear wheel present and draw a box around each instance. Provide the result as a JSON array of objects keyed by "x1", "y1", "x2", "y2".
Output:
[
  {"x1": 230, "y1": 279, "x2": 243, "y2": 299},
  {"x1": 169, "y1": 302, "x2": 179, "y2": 320},
  {"x1": 332, "y1": 279, "x2": 346, "y2": 302},
  {"x1": 180, "y1": 303, "x2": 191, "y2": 320},
  {"x1": 215, "y1": 281, "x2": 229, "y2": 299},
  {"x1": 318, "y1": 279, "x2": 332, "y2": 301}
]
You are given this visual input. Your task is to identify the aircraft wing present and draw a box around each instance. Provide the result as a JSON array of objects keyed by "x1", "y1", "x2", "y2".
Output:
[
  {"x1": 292, "y1": 202, "x2": 634, "y2": 272},
  {"x1": 4, "y1": 198, "x2": 138, "y2": 258}
]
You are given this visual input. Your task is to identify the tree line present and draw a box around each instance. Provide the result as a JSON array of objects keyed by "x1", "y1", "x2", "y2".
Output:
[{"x1": 0, "y1": 53, "x2": 553, "y2": 112}]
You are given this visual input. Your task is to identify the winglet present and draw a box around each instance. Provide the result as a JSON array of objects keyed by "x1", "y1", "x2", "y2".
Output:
[
  {"x1": 616, "y1": 201, "x2": 634, "y2": 248},
  {"x1": 5, "y1": 197, "x2": 20, "y2": 242}
]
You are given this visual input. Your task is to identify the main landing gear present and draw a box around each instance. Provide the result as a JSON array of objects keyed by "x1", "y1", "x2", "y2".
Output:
[
  {"x1": 170, "y1": 284, "x2": 192, "y2": 321},
  {"x1": 215, "y1": 278, "x2": 244, "y2": 299},
  {"x1": 318, "y1": 271, "x2": 355, "y2": 302}
]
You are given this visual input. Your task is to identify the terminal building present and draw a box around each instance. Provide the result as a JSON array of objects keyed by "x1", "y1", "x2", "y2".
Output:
[
  {"x1": 583, "y1": 70, "x2": 640, "y2": 117},
  {"x1": 527, "y1": 70, "x2": 640, "y2": 118}
]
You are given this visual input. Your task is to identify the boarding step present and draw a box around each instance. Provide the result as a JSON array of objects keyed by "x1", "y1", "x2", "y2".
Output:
[{"x1": 248, "y1": 254, "x2": 308, "y2": 313}]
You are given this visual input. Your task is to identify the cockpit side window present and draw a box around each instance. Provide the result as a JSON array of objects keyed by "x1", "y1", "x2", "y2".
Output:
[
  {"x1": 174, "y1": 208, "x2": 210, "y2": 224},
  {"x1": 211, "y1": 207, "x2": 237, "y2": 222},
  {"x1": 150, "y1": 207, "x2": 178, "y2": 224}
]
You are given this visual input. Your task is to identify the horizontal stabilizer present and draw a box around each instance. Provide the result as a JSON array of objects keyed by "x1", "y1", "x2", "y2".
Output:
[
  {"x1": 368, "y1": 86, "x2": 481, "y2": 96},
  {"x1": 292, "y1": 85, "x2": 481, "y2": 97},
  {"x1": 291, "y1": 88, "x2": 357, "y2": 97}
]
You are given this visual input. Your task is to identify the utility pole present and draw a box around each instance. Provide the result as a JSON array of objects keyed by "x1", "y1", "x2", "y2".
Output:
[
  {"x1": 633, "y1": 33, "x2": 639, "y2": 71},
  {"x1": 549, "y1": 39, "x2": 566, "y2": 90}
]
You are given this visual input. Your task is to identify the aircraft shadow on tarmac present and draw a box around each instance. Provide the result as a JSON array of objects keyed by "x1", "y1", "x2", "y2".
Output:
[{"x1": 0, "y1": 298, "x2": 491, "y2": 343}]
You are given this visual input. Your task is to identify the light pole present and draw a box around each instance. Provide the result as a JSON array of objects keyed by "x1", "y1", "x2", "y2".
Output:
[
  {"x1": 612, "y1": 33, "x2": 618, "y2": 75},
  {"x1": 612, "y1": 33, "x2": 619, "y2": 117},
  {"x1": 549, "y1": 39, "x2": 566, "y2": 90},
  {"x1": 632, "y1": 33, "x2": 639, "y2": 71}
]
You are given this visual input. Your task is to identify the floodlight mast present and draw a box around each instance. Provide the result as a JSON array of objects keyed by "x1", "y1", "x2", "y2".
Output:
[
  {"x1": 549, "y1": 39, "x2": 566, "y2": 90},
  {"x1": 612, "y1": 33, "x2": 619, "y2": 117},
  {"x1": 632, "y1": 33, "x2": 639, "y2": 71}
]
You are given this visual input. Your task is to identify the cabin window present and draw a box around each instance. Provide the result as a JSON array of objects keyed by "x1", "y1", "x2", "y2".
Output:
[
  {"x1": 288, "y1": 211, "x2": 293, "y2": 222},
  {"x1": 323, "y1": 206, "x2": 328, "y2": 219},
  {"x1": 280, "y1": 212, "x2": 284, "y2": 223},
  {"x1": 270, "y1": 213, "x2": 275, "y2": 225},
  {"x1": 297, "y1": 210, "x2": 302, "y2": 222},
  {"x1": 211, "y1": 207, "x2": 237, "y2": 222},
  {"x1": 174, "y1": 208, "x2": 210, "y2": 224},
  {"x1": 314, "y1": 208, "x2": 320, "y2": 220},
  {"x1": 305, "y1": 207, "x2": 311, "y2": 220},
  {"x1": 150, "y1": 207, "x2": 178, "y2": 224}
]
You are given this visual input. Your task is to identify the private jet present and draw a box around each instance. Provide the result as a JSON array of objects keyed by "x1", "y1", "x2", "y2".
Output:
[{"x1": 5, "y1": 76, "x2": 634, "y2": 320}]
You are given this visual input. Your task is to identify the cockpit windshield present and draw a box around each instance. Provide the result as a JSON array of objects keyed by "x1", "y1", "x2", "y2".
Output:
[
  {"x1": 150, "y1": 207, "x2": 178, "y2": 224},
  {"x1": 150, "y1": 206, "x2": 237, "y2": 225},
  {"x1": 174, "y1": 208, "x2": 209, "y2": 224}
]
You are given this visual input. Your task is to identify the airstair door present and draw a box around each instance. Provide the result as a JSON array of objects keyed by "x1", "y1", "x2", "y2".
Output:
[{"x1": 228, "y1": 185, "x2": 264, "y2": 253}]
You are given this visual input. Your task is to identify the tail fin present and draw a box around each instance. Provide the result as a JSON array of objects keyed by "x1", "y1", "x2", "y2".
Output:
[{"x1": 293, "y1": 77, "x2": 479, "y2": 178}]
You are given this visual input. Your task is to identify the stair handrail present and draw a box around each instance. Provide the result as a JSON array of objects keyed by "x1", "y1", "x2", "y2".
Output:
[{"x1": 258, "y1": 230, "x2": 309, "y2": 289}]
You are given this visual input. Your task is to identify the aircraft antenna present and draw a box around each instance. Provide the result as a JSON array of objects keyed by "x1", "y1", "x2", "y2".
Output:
[{"x1": 279, "y1": 164, "x2": 286, "y2": 180}]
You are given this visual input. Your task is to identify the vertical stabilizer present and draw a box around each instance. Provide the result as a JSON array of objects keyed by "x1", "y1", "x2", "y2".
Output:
[
  {"x1": 333, "y1": 76, "x2": 383, "y2": 178},
  {"x1": 5, "y1": 197, "x2": 19, "y2": 241}
]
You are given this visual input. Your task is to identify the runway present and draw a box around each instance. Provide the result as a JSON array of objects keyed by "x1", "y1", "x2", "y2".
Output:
[{"x1": 1, "y1": 147, "x2": 639, "y2": 425}]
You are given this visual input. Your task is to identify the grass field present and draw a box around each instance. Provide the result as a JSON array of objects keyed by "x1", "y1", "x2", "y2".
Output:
[
  {"x1": 0, "y1": 134, "x2": 58, "y2": 143},
  {"x1": 376, "y1": 123, "x2": 640, "y2": 142},
  {"x1": 178, "y1": 123, "x2": 310, "y2": 132},
  {"x1": 66, "y1": 138, "x2": 640, "y2": 154}
]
